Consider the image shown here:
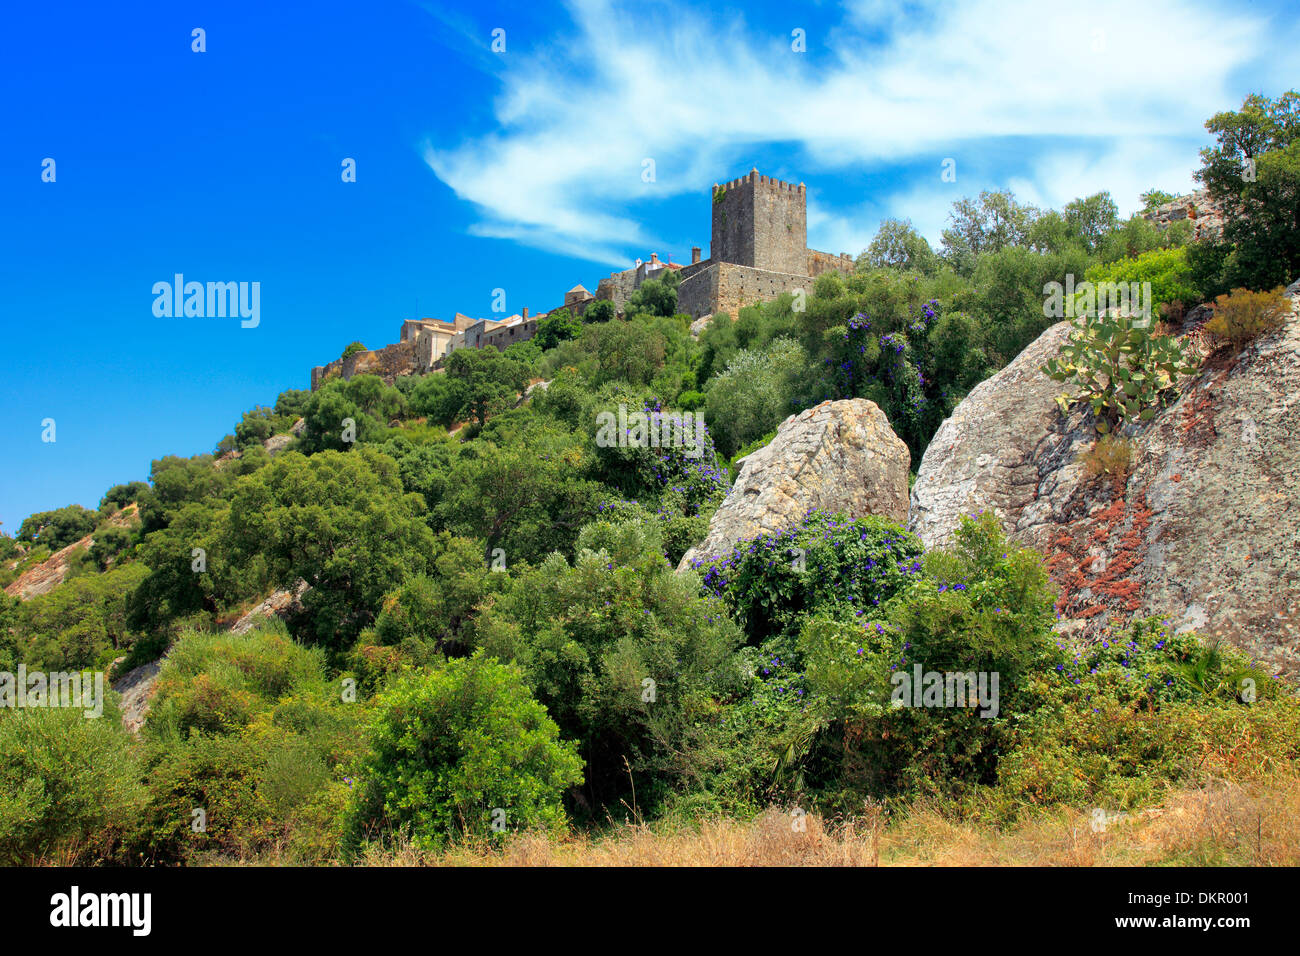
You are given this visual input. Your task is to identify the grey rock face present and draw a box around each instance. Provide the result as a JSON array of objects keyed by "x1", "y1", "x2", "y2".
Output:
[
  {"x1": 911, "y1": 286, "x2": 1300, "y2": 674},
  {"x1": 678, "y1": 398, "x2": 910, "y2": 571}
]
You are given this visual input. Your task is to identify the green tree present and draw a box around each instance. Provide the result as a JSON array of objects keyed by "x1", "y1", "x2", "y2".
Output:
[
  {"x1": 581, "y1": 299, "x2": 616, "y2": 324},
  {"x1": 445, "y1": 347, "x2": 530, "y2": 427},
  {"x1": 941, "y1": 190, "x2": 1040, "y2": 274},
  {"x1": 17, "y1": 505, "x2": 98, "y2": 551},
  {"x1": 1062, "y1": 191, "x2": 1120, "y2": 254},
  {"x1": 99, "y1": 481, "x2": 149, "y2": 512},
  {"x1": 1195, "y1": 90, "x2": 1300, "y2": 292},
  {"x1": 433, "y1": 424, "x2": 603, "y2": 565},
  {"x1": 534, "y1": 307, "x2": 582, "y2": 350},
  {"x1": 864, "y1": 218, "x2": 938, "y2": 274},
  {"x1": 227, "y1": 448, "x2": 436, "y2": 651},
  {"x1": 345, "y1": 653, "x2": 584, "y2": 850},
  {"x1": 625, "y1": 271, "x2": 679, "y2": 319}
]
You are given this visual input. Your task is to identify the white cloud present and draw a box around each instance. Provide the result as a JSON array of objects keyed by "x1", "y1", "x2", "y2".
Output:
[{"x1": 423, "y1": 0, "x2": 1287, "y2": 264}]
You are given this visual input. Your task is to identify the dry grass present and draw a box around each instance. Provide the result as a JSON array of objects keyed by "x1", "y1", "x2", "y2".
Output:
[
  {"x1": 1081, "y1": 434, "x2": 1135, "y2": 487},
  {"x1": 352, "y1": 774, "x2": 1300, "y2": 867}
]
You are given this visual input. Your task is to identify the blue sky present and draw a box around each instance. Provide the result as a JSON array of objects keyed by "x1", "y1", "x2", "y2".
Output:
[{"x1": 1, "y1": 0, "x2": 1295, "y2": 534}]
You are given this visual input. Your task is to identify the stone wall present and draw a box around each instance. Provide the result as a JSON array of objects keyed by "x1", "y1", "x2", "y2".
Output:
[
  {"x1": 482, "y1": 318, "x2": 538, "y2": 351},
  {"x1": 311, "y1": 339, "x2": 422, "y2": 390},
  {"x1": 596, "y1": 267, "x2": 639, "y2": 312},
  {"x1": 807, "y1": 248, "x2": 856, "y2": 278},
  {"x1": 678, "y1": 262, "x2": 810, "y2": 319}
]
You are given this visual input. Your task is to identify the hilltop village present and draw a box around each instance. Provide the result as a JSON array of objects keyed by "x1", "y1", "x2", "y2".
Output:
[{"x1": 310, "y1": 169, "x2": 854, "y2": 388}]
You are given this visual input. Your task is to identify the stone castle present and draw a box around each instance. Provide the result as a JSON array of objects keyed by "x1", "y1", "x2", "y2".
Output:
[{"x1": 311, "y1": 168, "x2": 853, "y2": 389}]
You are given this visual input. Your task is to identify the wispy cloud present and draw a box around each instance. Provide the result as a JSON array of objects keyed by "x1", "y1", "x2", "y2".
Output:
[{"x1": 423, "y1": 0, "x2": 1287, "y2": 263}]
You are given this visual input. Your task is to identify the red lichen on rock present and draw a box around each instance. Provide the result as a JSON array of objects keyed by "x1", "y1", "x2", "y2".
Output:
[{"x1": 1046, "y1": 488, "x2": 1153, "y2": 625}]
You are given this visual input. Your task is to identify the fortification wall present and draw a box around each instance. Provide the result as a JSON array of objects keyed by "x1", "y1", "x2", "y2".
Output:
[
  {"x1": 596, "y1": 268, "x2": 639, "y2": 312},
  {"x1": 678, "y1": 262, "x2": 810, "y2": 319},
  {"x1": 310, "y1": 340, "x2": 421, "y2": 389},
  {"x1": 807, "y1": 249, "x2": 856, "y2": 278}
]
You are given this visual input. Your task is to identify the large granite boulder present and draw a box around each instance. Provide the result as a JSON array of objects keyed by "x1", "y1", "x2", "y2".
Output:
[
  {"x1": 910, "y1": 284, "x2": 1300, "y2": 675},
  {"x1": 678, "y1": 398, "x2": 910, "y2": 571},
  {"x1": 910, "y1": 320, "x2": 1076, "y2": 550}
]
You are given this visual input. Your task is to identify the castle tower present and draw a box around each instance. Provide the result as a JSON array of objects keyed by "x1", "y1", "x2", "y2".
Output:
[{"x1": 710, "y1": 168, "x2": 807, "y2": 274}]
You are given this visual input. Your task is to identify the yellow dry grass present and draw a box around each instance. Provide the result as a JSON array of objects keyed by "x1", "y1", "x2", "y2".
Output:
[{"x1": 352, "y1": 773, "x2": 1300, "y2": 867}]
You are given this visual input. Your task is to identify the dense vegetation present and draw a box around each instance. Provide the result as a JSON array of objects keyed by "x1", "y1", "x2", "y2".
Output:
[{"x1": 1, "y1": 93, "x2": 1297, "y2": 864}]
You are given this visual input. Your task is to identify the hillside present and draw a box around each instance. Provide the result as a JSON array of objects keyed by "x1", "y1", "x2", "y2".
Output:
[{"x1": 1, "y1": 91, "x2": 1299, "y2": 868}]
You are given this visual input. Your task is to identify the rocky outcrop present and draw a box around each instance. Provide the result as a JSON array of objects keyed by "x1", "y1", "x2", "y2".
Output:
[
  {"x1": 1143, "y1": 189, "x2": 1226, "y2": 241},
  {"x1": 678, "y1": 399, "x2": 910, "y2": 571},
  {"x1": 110, "y1": 659, "x2": 161, "y2": 733},
  {"x1": 230, "y1": 580, "x2": 309, "y2": 635},
  {"x1": 4, "y1": 505, "x2": 140, "y2": 601},
  {"x1": 690, "y1": 314, "x2": 714, "y2": 338},
  {"x1": 910, "y1": 321, "x2": 1076, "y2": 550},
  {"x1": 264, "y1": 433, "x2": 295, "y2": 456},
  {"x1": 911, "y1": 284, "x2": 1300, "y2": 674}
]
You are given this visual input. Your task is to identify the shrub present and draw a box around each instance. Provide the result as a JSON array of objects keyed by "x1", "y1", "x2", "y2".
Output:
[
  {"x1": 534, "y1": 307, "x2": 582, "y2": 350},
  {"x1": 138, "y1": 624, "x2": 360, "y2": 862},
  {"x1": 582, "y1": 299, "x2": 616, "y2": 324},
  {"x1": 988, "y1": 616, "x2": 1285, "y2": 817},
  {"x1": 693, "y1": 511, "x2": 925, "y2": 644},
  {"x1": 353, "y1": 533, "x2": 491, "y2": 682},
  {"x1": 676, "y1": 389, "x2": 705, "y2": 411},
  {"x1": 100, "y1": 481, "x2": 149, "y2": 512},
  {"x1": 1081, "y1": 246, "x2": 1199, "y2": 322},
  {"x1": 590, "y1": 399, "x2": 730, "y2": 523},
  {"x1": 0, "y1": 703, "x2": 147, "y2": 864},
  {"x1": 704, "y1": 337, "x2": 805, "y2": 457},
  {"x1": 473, "y1": 536, "x2": 744, "y2": 816},
  {"x1": 147, "y1": 625, "x2": 328, "y2": 741},
  {"x1": 345, "y1": 653, "x2": 583, "y2": 852},
  {"x1": 341, "y1": 341, "x2": 367, "y2": 360},
  {"x1": 1205, "y1": 286, "x2": 1292, "y2": 348},
  {"x1": 788, "y1": 511, "x2": 1059, "y2": 808},
  {"x1": 88, "y1": 524, "x2": 133, "y2": 571},
  {"x1": 1081, "y1": 434, "x2": 1135, "y2": 486}
]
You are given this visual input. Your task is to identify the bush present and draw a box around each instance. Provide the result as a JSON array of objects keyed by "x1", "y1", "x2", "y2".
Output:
[
  {"x1": 1081, "y1": 246, "x2": 1199, "y2": 322},
  {"x1": 693, "y1": 511, "x2": 925, "y2": 644},
  {"x1": 789, "y1": 511, "x2": 1059, "y2": 807},
  {"x1": 345, "y1": 653, "x2": 583, "y2": 852},
  {"x1": 100, "y1": 481, "x2": 148, "y2": 512},
  {"x1": 581, "y1": 299, "x2": 616, "y2": 324},
  {"x1": 473, "y1": 532, "x2": 744, "y2": 815},
  {"x1": 1205, "y1": 286, "x2": 1292, "y2": 348},
  {"x1": 88, "y1": 524, "x2": 133, "y2": 571},
  {"x1": 147, "y1": 625, "x2": 329, "y2": 741},
  {"x1": 704, "y1": 337, "x2": 805, "y2": 457},
  {"x1": 534, "y1": 307, "x2": 582, "y2": 350},
  {"x1": 138, "y1": 624, "x2": 361, "y2": 862},
  {"x1": 0, "y1": 703, "x2": 147, "y2": 864},
  {"x1": 988, "y1": 616, "x2": 1285, "y2": 817}
]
